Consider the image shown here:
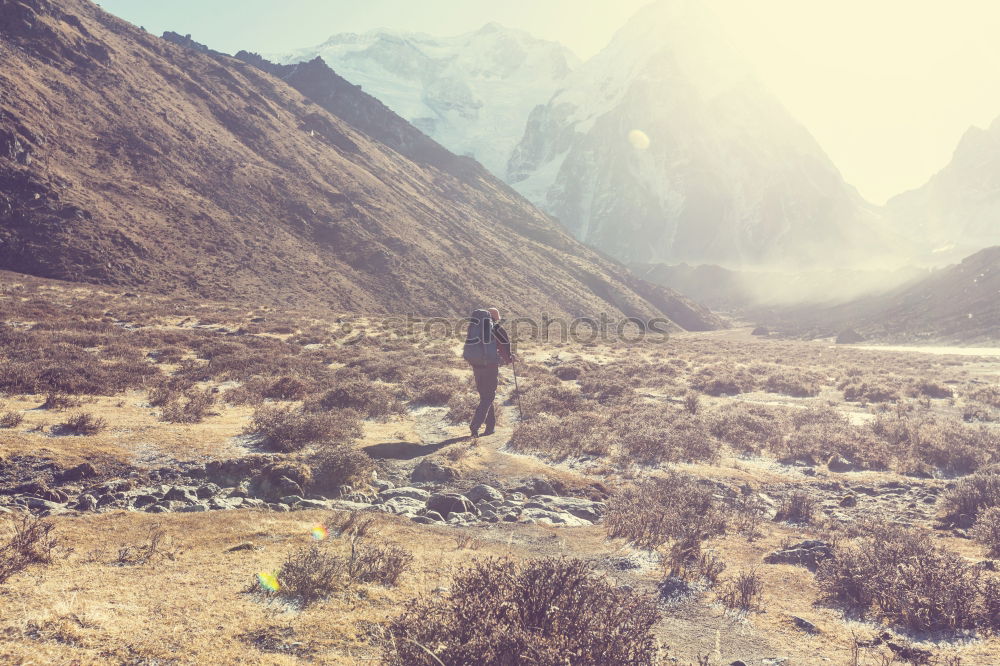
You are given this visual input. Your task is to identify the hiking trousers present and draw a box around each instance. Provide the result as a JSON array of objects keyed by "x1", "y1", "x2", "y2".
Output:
[{"x1": 471, "y1": 364, "x2": 499, "y2": 432}]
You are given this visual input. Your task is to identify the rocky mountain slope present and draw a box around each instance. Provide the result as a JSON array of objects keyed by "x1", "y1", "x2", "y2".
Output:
[
  {"x1": 270, "y1": 24, "x2": 579, "y2": 180},
  {"x1": 507, "y1": 0, "x2": 886, "y2": 268},
  {"x1": 765, "y1": 246, "x2": 1000, "y2": 342},
  {"x1": 886, "y1": 117, "x2": 1000, "y2": 264},
  {"x1": 0, "y1": 0, "x2": 721, "y2": 327}
]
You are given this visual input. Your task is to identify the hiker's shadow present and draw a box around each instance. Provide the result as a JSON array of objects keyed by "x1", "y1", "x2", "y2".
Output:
[{"x1": 362, "y1": 435, "x2": 468, "y2": 460}]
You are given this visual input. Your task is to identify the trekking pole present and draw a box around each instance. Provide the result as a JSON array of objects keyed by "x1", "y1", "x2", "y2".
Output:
[{"x1": 511, "y1": 357, "x2": 526, "y2": 421}]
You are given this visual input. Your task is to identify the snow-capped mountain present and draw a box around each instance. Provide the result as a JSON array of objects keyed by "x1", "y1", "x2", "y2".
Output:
[
  {"x1": 885, "y1": 116, "x2": 1000, "y2": 264},
  {"x1": 271, "y1": 23, "x2": 578, "y2": 178},
  {"x1": 508, "y1": 0, "x2": 886, "y2": 268}
]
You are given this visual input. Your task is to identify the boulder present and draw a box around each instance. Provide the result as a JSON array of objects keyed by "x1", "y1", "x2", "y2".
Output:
[
  {"x1": 426, "y1": 493, "x2": 477, "y2": 518},
  {"x1": 57, "y1": 462, "x2": 97, "y2": 483},
  {"x1": 525, "y1": 495, "x2": 605, "y2": 522},
  {"x1": 382, "y1": 496, "x2": 426, "y2": 515},
  {"x1": 411, "y1": 459, "x2": 461, "y2": 483},
  {"x1": 520, "y1": 507, "x2": 591, "y2": 527},
  {"x1": 196, "y1": 483, "x2": 222, "y2": 499},
  {"x1": 248, "y1": 474, "x2": 302, "y2": 501},
  {"x1": 827, "y1": 454, "x2": 855, "y2": 473},
  {"x1": 763, "y1": 540, "x2": 833, "y2": 570},
  {"x1": 132, "y1": 494, "x2": 158, "y2": 508},
  {"x1": 466, "y1": 484, "x2": 503, "y2": 504},
  {"x1": 381, "y1": 487, "x2": 431, "y2": 502},
  {"x1": 74, "y1": 494, "x2": 97, "y2": 511},
  {"x1": 294, "y1": 499, "x2": 329, "y2": 510},
  {"x1": 279, "y1": 495, "x2": 304, "y2": 506},
  {"x1": 177, "y1": 504, "x2": 208, "y2": 512},
  {"x1": 24, "y1": 496, "x2": 64, "y2": 511},
  {"x1": 163, "y1": 487, "x2": 197, "y2": 503},
  {"x1": 791, "y1": 616, "x2": 820, "y2": 634}
]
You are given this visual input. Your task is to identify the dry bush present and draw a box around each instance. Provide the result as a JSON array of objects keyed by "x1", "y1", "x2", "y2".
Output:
[
  {"x1": 445, "y1": 391, "x2": 477, "y2": 425},
  {"x1": 0, "y1": 411, "x2": 24, "y2": 428},
  {"x1": 385, "y1": 557, "x2": 661, "y2": 666},
  {"x1": 404, "y1": 368, "x2": 457, "y2": 406},
  {"x1": 718, "y1": 568, "x2": 764, "y2": 612},
  {"x1": 261, "y1": 376, "x2": 311, "y2": 401},
  {"x1": 40, "y1": 392, "x2": 82, "y2": 410},
  {"x1": 115, "y1": 529, "x2": 176, "y2": 566},
  {"x1": 684, "y1": 391, "x2": 700, "y2": 414},
  {"x1": 266, "y1": 538, "x2": 411, "y2": 608},
  {"x1": 763, "y1": 368, "x2": 821, "y2": 397},
  {"x1": 690, "y1": 364, "x2": 757, "y2": 396},
  {"x1": 773, "y1": 491, "x2": 816, "y2": 525},
  {"x1": 56, "y1": 412, "x2": 107, "y2": 436},
  {"x1": 577, "y1": 369, "x2": 637, "y2": 404},
  {"x1": 816, "y1": 524, "x2": 1000, "y2": 633},
  {"x1": 972, "y1": 506, "x2": 1000, "y2": 557},
  {"x1": 709, "y1": 402, "x2": 790, "y2": 456},
  {"x1": 605, "y1": 472, "x2": 725, "y2": 551},
  {"x1": 508, "y1": 412, "x2": 610, "y2": 461},
  {"x1": 150, "y1": 345, "x2": 185, "y2": 364},
  {"x1": 969, "y1": 385, "x2": 1000, "y2": 410},
  {"x1": 912, "y1": 380, "x2": 954, "y2": 399},
  {"x1": 160, "y1": 388, "x2": 216, "y2": 424},
  {"x1": 874, "y1": 413, "x2": 1000, "y2": 475},
  {"x1": 305, "y1": 445, "x2": 375, "y2": 495},
  {"x1": 519, "y1": 381, "x2": 596, "y2": 417},
  {"x1": 839, "y1": 374, "x2": 903, "y2": 404},
  {"x1": 606, "y1": 404, "x2": 719, "y2": 466},
  {"x1": 244, "y1": 405, "x2": 362, "y2": 452},
  {"x1": 0, "y1": 514, "x2": 58, "y2": 584},
  {"x1": 941, "y1": 468, "x2": 1000, "y2": 525},
  {"x1": 304, "y1": 374, "x2": 404, "y2": 419},
  {"x1": 775, "y1": 407, "x2": 891, "y2": 470}
]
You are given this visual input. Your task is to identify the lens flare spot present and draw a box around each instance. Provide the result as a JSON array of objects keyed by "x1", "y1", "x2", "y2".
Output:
[
  {"x1": 310, "y1": 524, "x2": 329, "y2": 541},
  {"x1": 257, "y1": 571, "x2": 280, "y2": 592},
  {"x1": 628, "y1": 129, "x2": 650, "y2": 150}
]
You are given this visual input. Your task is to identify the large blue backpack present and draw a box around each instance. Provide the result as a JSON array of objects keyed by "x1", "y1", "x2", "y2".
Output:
[{"x1": 462, "y1": 309, "x2": 499, "y2": 367}]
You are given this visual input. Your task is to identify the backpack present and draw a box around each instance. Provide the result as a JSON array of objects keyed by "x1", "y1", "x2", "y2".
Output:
[{"x1": 462, "y1": 309, "x2": 499, "y2": 367}]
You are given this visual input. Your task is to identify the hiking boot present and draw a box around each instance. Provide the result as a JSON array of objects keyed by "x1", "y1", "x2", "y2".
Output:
[
  {"x1": 470, "y1": 425, "x2": 479, "y2": 438},
  {"x1": 482, "y1": 426, "x2": 495, "y2": 436}
]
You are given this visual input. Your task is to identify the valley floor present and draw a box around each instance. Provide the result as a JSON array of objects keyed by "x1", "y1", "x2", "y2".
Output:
[{"x1": 1, "y1": 276, "x2": 999, "y2": 665}]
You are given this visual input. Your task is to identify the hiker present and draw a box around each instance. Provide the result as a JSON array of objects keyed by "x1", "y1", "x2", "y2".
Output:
[{"x1": 462, "y1": 307, "x2": 514, "y2": 437}]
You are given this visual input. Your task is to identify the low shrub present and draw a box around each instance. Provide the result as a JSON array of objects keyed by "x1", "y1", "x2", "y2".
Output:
[
  {"x1": 261, "y1": 376, "x2": 311, "y2": 401},
  {"x1": 245, "y1": 406, "x2": 362, "y2": 452},
  {"x1": 816, "y1": 524, "x2": 1000, "y2": 633},
  {"x1": 605, "y1": 472, "x2": 725, "y2": 551},
  {"x1": 40, "y1": 392, "x2": 81, "y2": 410},
  {"x1": 57, "y1": 412, "x2": 107, "y2": 436},
  {"x1": 519, "y1": 382, "x2": 595, "y2": 418},
  {"x1": 773, "y1": 491, "x2": 816, "y2": 525},
  {"x1": 404, "y1": 368, "x2": 456, "y2": 406},
  {"x1": 763, "y1": 369, "x2": 821, "y2": 397},
  {"x1": 306, "y1": 445, "x2": 374, "y2": 494},
  {"x1": 507, "y1": 412, "x2": 610, "y2": 461},
  {"x1": 0, "y1": 412, "x2": 23, "y2": 428},
  {"x1": 709, "y1": 403, "x2": 789, "y2": 456},
  {"x1": 690, "y1": 364, "x2": 757, "y2": 396},
  {"x1": 0, "y1": 515, "x2": 58, "y2": 584},
  {"x1": 606, "y1": 404, "x2": 718, "y2": 466},
  {"x1": 972, "y1": 506, "x2": 1000, "y2": 557},
  {"x1": 160, "y1": 389, "x2": 216, "y2": 424},
  {"x1": 941, "y1": 468, "x2": 1000, "y2": 525},
  {"x1": 265, "y1": 538, "x2": 411, "y2": 607},
  {"x1": 717, "y1": 568, "x2": 764, "y2": 612},
  {"x1": 305, "y1": 375, "x2": 404, "y2": 419},
  {"x1": 774, "y1": 407, "x2": 891, "y2": 470},
  {"x1": 385, "y1": 557, "x2": 661, "y2": 666},
  {"x1": 839, "y1": 374, "x2": 902, "y2": 404}
]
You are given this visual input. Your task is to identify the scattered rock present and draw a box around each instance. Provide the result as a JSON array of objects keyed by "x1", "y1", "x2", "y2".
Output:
[
  {"x1": 520, "y1": 507, "x2": 590, "y2": 527},
  {"x1": 381, "y1": 496, "x2": 425, "y2": 515},
  {"x1": 132, "y1": 494, "x2": 158, "y2": 508},
  {"x1": 294, "y1": 499, "x2": 329, "y2": 510},
  {"x1": 791, "y1": 616, "x2": 820, "y2": 634},
  {"x1": 196, "y1": 483, "x2": 221, "y2": 499},
  {"x1": 658, "y1": 576, "x2": 695, "y2": 601},
  {"x1": 380, "y1": 487, "x2": 431, "y2": 502},
  {"x1": 178, "y1": 504, "x2": 208, "y2": 512},
  {"x1": 827, "y1": 454, "x2": 855, "y2": 473},
  {"x1": 466, "y1": 484, "x2": 504, "y2": 504},
  {"x1": 74, "y1": 494, "x2": 97, "y2": 511},
  {"x1": 424, "y1": 510, "x2": 445, "y2": 522},
  {"x1": 56, "y1": 462, "x2": 97, "y2": 483},
  {"x1": 526, "y1": 495, "x2": 605, "y2": 522},
  {"x1": 279, "y1": 495, "x2": 304, "y2": 506},
  {"x1": 763, "y1": 540, "x2": 833, "y2": 570},
  {"x1": 227, "y1": 542, "x2": 259, "y2": 553},
  {"x1": 411, "y1": 459, "x2": 461, "y2": 483},
  {"x1": 164, "y1": 487, "x2": 196, "y2": 503},
  {"x1": 839, "y1": 494, "x2": 857, "y2": 508},
  {"x1": 426, "y1": 493, "x2": 477, "y2": 518}
]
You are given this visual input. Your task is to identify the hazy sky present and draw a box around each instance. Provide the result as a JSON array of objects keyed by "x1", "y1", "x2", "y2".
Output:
[{"x1": 99, "y1": 0, "x2": 1000, "y2": 204}]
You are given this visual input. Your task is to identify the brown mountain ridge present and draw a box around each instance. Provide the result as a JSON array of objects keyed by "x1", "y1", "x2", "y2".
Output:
[{"x1": 0, "y1": 0, "x2": 721, "y2": 329}]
